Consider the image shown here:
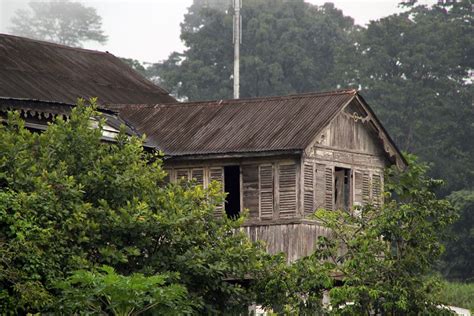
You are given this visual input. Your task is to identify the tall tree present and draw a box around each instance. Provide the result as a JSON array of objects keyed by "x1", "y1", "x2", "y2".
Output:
[
  {"x1": 339, "y1": 1, "x2": 474, "y2": 194},
  {"x1": 150, "y1": 0, "x2": 356, "y2": 101},
  {"x1": 9, "y1": 0, "x2": 107, "y2": 47},
  {"x1": 441, "y1": 190, "x2": 474, "y2": 281}
]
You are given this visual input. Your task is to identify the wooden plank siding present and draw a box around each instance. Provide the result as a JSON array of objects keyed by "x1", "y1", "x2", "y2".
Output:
[{"x1": 241, "y1": 220, "x2": 332, "y2": 263}]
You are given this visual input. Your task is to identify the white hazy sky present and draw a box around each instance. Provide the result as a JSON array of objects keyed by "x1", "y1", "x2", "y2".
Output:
[{"x1": 0, "y1": 0, "x2": 436, "y2": 63}]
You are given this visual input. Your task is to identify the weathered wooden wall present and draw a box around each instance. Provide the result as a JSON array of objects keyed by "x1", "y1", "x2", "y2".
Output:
[
  {"x1": 241, "y1": 220, "x2": 332, "y2": 262},
  {"x1": 301, "y1": 102, "x2": 389, "y2": 214}
]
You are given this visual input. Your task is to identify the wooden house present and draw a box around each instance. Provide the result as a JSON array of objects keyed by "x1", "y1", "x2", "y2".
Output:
[
  {"x1": 0, "y1": 34, "x2": 406, "y2": 262},
  {"x1": 116, "y1": 90, "x2": 407, "y2": 262}
]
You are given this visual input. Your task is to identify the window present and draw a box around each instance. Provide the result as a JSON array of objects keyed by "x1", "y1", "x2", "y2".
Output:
[
  {"x1": 224, "y1": 166, "x2": 241, "y2": 218},
  {"x1": 334, "y1": 167, "x2": 351, "y2": 210}
]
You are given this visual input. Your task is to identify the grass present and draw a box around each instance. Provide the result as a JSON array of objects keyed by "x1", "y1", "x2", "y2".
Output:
[{"x1": 439, "y1": 281, "x2": 474, "y2": 312}]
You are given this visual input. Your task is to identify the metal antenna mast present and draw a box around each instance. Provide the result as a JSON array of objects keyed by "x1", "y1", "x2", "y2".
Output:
[{"x1": 233, "y1": 0, "x2": 241, "y2": 99}]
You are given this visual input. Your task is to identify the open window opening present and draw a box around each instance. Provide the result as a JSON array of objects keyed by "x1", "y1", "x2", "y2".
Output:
[
  {"x1": 334, "y1": 167, "x2": 351, "y2": 210},
  {"x1": 224, "y1": 166, "x2": 241, "y2": 219}
]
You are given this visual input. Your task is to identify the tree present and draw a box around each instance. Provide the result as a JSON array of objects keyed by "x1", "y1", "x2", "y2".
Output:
[
  {"x1": 441, "y1": 190, "x2": 474, "y2": 282},
  {"x1": 0, "y1": 100, "x2": 274, "y2": 313},
  {"x1": 9, "y1": 0, "x2": 107, "y2": 47},
  {"x1": 151, "y1": 0, "x2": 356, "y2": 101},
  {"x1": 338, "y1": 1, "x2": 474, "y2": 194},
  {"x1": 257, "y1": 154, "x2": 458, "y2": 314},
  {"x1": 120, "y1": 57, "x2": 148, "y2": 78}
]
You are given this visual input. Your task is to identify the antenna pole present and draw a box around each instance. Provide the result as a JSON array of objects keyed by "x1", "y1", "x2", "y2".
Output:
[{"x1": 233, "y1": 0, "x2": 241, "y2": 99}]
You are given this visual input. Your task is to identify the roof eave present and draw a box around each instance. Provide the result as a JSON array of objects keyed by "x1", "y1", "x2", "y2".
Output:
[{"x1": 163, "y1": 149, "x2": 303, "y2": 161}]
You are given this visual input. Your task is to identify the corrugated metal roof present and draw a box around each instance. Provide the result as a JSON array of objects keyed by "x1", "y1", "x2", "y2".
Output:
[
  {"x1": 0, "y1": 33, "x2": 176, "y2": 105},
  {"x1": 117, "y1": 89, "x2": 357, "y2": 156}
]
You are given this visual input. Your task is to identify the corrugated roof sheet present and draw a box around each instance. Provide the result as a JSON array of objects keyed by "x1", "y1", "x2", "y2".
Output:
[
  {"x1": 117, "y1": 89, "x2": 357, "y2": 156},
  {"x1": 0, "y1": 33, "x2": 176, "y2": 105}
]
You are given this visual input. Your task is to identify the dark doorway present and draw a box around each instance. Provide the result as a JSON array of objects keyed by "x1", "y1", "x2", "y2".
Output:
[
  {"x1": 224, "y1": 166, "x2": 241, "y2": 219},
  {"x1": 335, "y1": 167, "x2": 351, "y2": 210}
]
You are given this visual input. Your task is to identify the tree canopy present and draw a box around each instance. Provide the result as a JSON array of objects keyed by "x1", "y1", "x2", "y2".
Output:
[
  {"x1": 0, "y1": 101, "x2": 274, "y2": 314},
  {"x1": 9, "y1": 0, "x2": 107, "y2": 47},
  {"x1": 149, "y1": 0, "x2": 356, "y2": 101}
]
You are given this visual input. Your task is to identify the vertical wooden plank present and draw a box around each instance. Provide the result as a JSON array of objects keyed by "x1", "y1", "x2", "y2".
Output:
[
  {"x1": 191, "y1": 168, "x2": 204, "y2": 185},
  {"x1": 176, "y1": 168, "x2": 189, "y2": 181},
  {"x1": 315, "y1": 163, "x2": 326, "y2": 209},
  {"x1": 209, "y1": 167, "x2": 224, "y2": 218},
  {"x1": 279, "y1": 163, "x2": 297, "y2": 218},
  {"x1": 325, "y1": 167, "x2": 334, "y2": 210},
  {"x1": 354, "y1": 170, "x2": 363, "y2": 205},
  {"x1": 259, "y1": 164, "x2": 274, "y2": 220},
  {"x1": 372, "y1": 173, "x2": 382, "y2": 207},
  {"x1": 242, "y1": 165, "x2": 259, "y2": 219},
  {"x1": 303, "y1": 162, "x2": 315, "y2": 216},
  {"x1": 362, "y1": 172, "x2": 370, "y2": 205},
  {"x1": 163, "y1": 168, "x2": 172, "y2": 184}
]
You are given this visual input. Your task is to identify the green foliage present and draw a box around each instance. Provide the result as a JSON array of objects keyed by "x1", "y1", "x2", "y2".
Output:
[
  {"x1": 258, "y1": 154, "x2": 457, "y2": 314},
  {"x1": 151, "y1": 0, "x2": 355, "y2": 101},
  {"x1": 438, "y1": 281, "x2": 474, "y2": 312},
  {"x1": 341, "y1": 1, "x2": 474, "y2": 194},
  {"x1": 9, "y1": 0, "x2": 107, "y2": 47},
  {"x1": 441, "y1": 190, "x2": 474, "y2": 281},
  {"x1": 0, "y1": 100, "x2": 273, "y2": 314},
  {"x1": 56, "y1": 265, "x2": 190, "y2": 315},
  {"x1": 120, "y1": 58, "x2": 148, "y2": 78}
]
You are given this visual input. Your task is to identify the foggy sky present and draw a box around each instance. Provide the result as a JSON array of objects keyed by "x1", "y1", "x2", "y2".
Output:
[{"x1": 0, "y1": 0, "x2": 435, "y2": 63}]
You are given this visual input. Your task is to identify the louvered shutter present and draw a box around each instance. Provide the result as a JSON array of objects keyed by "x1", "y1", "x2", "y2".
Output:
[
  {"x1": 259, "y1": 165, "x2": 273, "y2": 220},
  {"x1": 209, "y1": 167, "x2": 224, "y2": 217},
  {"x1": 354, "y1": 170, "x2": 363, "y2": 205},
  {"x1": 191, "y1": 168, "x2": 204, "y2": 185},
  {"x1": 242, "y1": 165, "x2": 259, "y2": 219},
  {"x1": 279, "y1": 164, "x2": 297, "y2": 218},
  {"x1": 176, "y1": 168, "x2": 189, "y2": 181},
  {"x1": 315, "y1": 164, "x2": 326, "y2": 209},
  {"x1": 163, "y1": 168, "x2": 171, "y2": 184},
  {"x1": 325, "y1": 167, "x2": 334, "y2": 210},
  {"x1": 304, "y1": 163, "x2": 315, "y2": 216},
  {"x1": 354, "y1": 170, "x2": 370, "y2": 206},
  {"x1": 362, "y1": 172, "x2": 370, "y2": 205},
  {"x1": 372, "y1": 174, "x2": 382, "y2": 207}
]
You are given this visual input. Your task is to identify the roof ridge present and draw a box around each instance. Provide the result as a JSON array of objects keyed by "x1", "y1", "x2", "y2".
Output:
[
  {"x1": 114, "y1": 89, "x2": 358, "y2": 109},
  {"x1": 0, "y1": 33, "x2": 112, "y2": 56}
]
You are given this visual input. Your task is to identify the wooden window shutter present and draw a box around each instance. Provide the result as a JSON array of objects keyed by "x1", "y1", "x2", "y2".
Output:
[
  {"x1": 315, "y1": 164, "x2": 326, "y2": 209},
  {"x1": 325, "y1": 167, "x2": 334, "y2": 210},
  {"x1": 303, "y1": 163, "x2": 315, "y2": 216},
  {"x1": 163, "y1": 168, "x2": 171, "y2": 184},
  {"x1": 176, "y1": 168, "x2": 189, "y2": 181},
  {"x1": 372, "y1": 174, "x2": 382, "y2": 207},
  {"x1": 259, "y1": 164, "x2": 273, "y2": 220},
  {"x1": 279, "y1": 163, "x2": 297, "y2": 218},
  {"x1": 209, "y1": 167, "x2": 224, "y2": 217},
  {"x1": 354, "y1": 170, "x2": 363, "y2": 205},
  {"x1": 191, "y1": 168, "x2": 204, "y2": 185},
  {"x1": 354, "y1": 170, "x2": 370, "y2": 206},
  {"x1": 362, "y1": 172, "x2": 370, "y2": 205},
  {"x1": 242, "y1": 165, "x2": 259, "y2": 219}
]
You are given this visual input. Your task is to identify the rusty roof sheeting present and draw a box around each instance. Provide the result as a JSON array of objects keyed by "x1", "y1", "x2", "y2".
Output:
[
  {"x1": 0, "y1": 33, "x2": 176, "y2": 105},
  {"x1": 117, "y1": 89, "x2": 357, "y2": 156}
]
